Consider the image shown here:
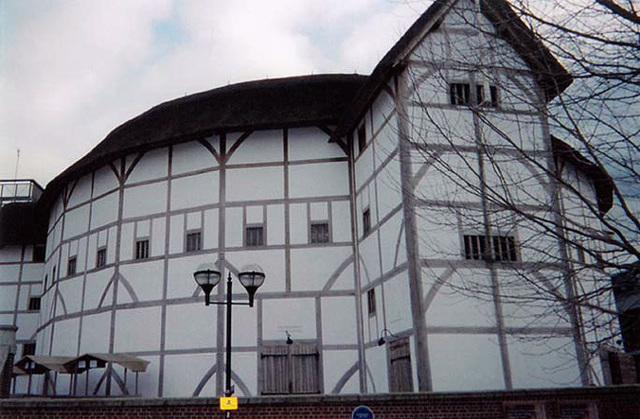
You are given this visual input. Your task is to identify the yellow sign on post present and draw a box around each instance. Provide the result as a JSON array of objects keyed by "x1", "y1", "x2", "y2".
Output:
[{"x1": 220, "y1": 396, "x2": 238, "y2": 411}]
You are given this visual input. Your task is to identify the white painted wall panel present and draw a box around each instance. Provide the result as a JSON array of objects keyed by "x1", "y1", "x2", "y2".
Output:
[
  {"x1": 508, "y1": 336, "x2": 581, "y2": 388},
  {"x1": 93, "y1": 165, "x2": 120, "y2": 197},
  {"x1": 172, "y1": 140, "x2": 217, "y2": 176},
  {"x1": 114, "y1": 306, "x2": 161, "y2": 352},
  {"x1": 267, "y1": 204, "x2": 285, "y2": 246},
  {"x1": 165, "y1": 303, "x2": 217, "y2": 350},
  {"x1": 203, "y1": 209, "x2": 219, "y2": 249},
  {"x1": 358, "y1": 234, "x2": 381, "y2": 282},
  {"x1": 288, "y1": 127, "x2": 344, "y2": 161},
  {"x1": 225, "y1": 207, "x2": 243, "y2": 248},
  {"x1": 227, "y1": 130, "x2": 283, "y2": 164},
  {"x1": 169, "y1": 215, "x2": 184, "y2": 255},
  {"x1": 365, "y1": 346, "x2": 389, "y2": 393},
  {"x1": 67, "y1": 174, "x2": 92, "y2": 208},
  {"x1": 331, "y1": 200, "x2": 352, "y2": 243},
  {"x1": 290, "y1": 247, "x2": 353, "y2": 292},
  {"x1": 120, "y1": 222, "x2": 134, "y2": 261},
  {"x1": 0, "y1": 265, "x2": 20, "y2": 282},
  {"x1": 262, "y1": 298, "x2": 316, "y2": 340},
  {"x1": 14, "y1": 312, "x2": 39, "y2": 340},
  {"x1": 119, "y1": 261, "x2": 164, "y2": 303},
  {"x1": 323, "y1": 350, "x2": 359, "y2": 394},
  {"x1": 151, "y1": 218, "x2": 166, "y2": 257},
  {"x1": 383, "y1": 273, "x2": 414, "y2": 332},
  {"x1": 50, "y1": 318, "x2": 80, "y2": 356},
  {"x1": 322, "y1": 297, "x2": 357, "y2": 345},
  {"x1": 355, "y1": 147, "x2": 375, "y2": 192},
  {"x1": 82, "y1": 268, "x2": 115, "y2": 311},
  {"x1": 290, "y1": 162, "x2": 349, "y2": 199},
  {"x1": 289, "y1": 203, "x2": 307, "y2": 245},
  {"x1": 123, "y1": 182, "x2": 167, "y2": 218},
  {"x1": 428, "y1": 334, "x2": 505, "y2": 391},
  {"x1": 171, "y1": 171, "x2": 219, "y2": 211},
  {"x1": 227, "y1": 166, "x2": 284, "y2": 202},
  {"x1": 163, "y1": 354, "x2": 215, "y2": 397},
  {"x1": 126, "y1": 148, "x2": 168, "y2": 184},
  {"x1": 378, "y1": 211, "x2": 406, "y2": 273},
  {"x1": 90, "y1": 192, "x2": 119, "y2": 230},
  {"x1": 57, "y1": 277, "x2": 83, "y2": 314},
  {"x1": 79, "y1": 311, "x2": 111, "y2": 353}
]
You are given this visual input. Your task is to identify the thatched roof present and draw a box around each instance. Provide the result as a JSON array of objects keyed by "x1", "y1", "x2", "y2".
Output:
[{"x1": 39, "y1": 74, "x2": 367, "y2": 209}]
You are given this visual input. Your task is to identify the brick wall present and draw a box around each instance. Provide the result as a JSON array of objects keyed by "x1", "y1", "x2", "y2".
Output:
[{"x1": 1, "y1": 386, "x2": 638, "y2": 419}]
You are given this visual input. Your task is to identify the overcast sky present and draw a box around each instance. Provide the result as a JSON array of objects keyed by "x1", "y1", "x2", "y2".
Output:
[{"x1": 0, "y1": 0, "x2": 431, "y2": 187}]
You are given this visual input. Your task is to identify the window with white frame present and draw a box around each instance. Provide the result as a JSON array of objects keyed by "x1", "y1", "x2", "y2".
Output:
[
  {"x1": 186, "y1": 231, "x2": 202, "y2": 252},
  {"x1": 261, "y1": 343, "x2": 320, "y2": 395},
  {"x1": 135, "y1": 239, "x2": 150, "y2": 260},
  {"x1": 310, "y1": 222, "x2": 330, "y2": 244},
  {"x1": 463, "y1": 234, "x2": 517, "y2": 262}
]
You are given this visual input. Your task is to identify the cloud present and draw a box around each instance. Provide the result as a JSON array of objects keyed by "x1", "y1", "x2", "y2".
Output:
[{"x1": 0, "y1": 0, "x2": 424, "y2": 186}]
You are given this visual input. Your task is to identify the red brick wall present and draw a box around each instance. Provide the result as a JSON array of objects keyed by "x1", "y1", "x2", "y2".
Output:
[{"x1": 1, "y1": 386, "x2": 638, "y2": 419}]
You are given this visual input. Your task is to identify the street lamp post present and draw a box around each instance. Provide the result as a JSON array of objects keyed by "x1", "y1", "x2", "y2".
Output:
[{"x1": 193, "y1": 263, "x2": 265, "y2": 416}]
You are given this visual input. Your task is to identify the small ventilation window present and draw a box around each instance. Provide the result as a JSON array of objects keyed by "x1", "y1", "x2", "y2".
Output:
[{"x1": 135, "y1": 239, "x2": 150, "y2": 260}]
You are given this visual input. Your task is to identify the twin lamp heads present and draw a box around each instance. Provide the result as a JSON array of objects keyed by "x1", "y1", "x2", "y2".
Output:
[{"x1": 193, "y1": 263, "x2": 265, "y2": 307}]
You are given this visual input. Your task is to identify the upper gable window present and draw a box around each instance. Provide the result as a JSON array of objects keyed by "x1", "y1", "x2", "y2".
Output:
[
  {"x1": 450, "y1": 83, "x2": 471, "y2": 105},
  {"x1": 476, "y1": 84, "x2": 499, "y2": 107}
]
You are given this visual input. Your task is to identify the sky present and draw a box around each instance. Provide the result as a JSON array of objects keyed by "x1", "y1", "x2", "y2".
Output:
[{"x1": 0, "y1": 0, "x2": 431, "y2": 188}]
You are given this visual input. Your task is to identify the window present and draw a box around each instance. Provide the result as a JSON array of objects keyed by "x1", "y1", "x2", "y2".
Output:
[
  {"x1": 33, "y1": 245, "x2": 45, "y2": 262},
  {"x1": 261, "y1": 343, "x2": 320, "y2": 395},
  {"x1": 135, "y1": 239, "x2": 150, "y2": 259},
  {"x1": 310, "y1": 222, "x2": 329, "y2": 244},
  {"x1": 463, "y1": 234, "x2": 517, "y2": 262},
  {"x1": 67, "y1": 257, "x2": 77, "y2": 276},
  {"x1": 245, "y1": 226, "x2": 264, "y2": 247},
  {"x1": 388, "y1": 338, "x2": 413, "y2": 392},
  {"x1": 450, "y1": 83, "x2": 471, "y2": 105},
  {"x1": 362, "y1": 209, "x2": 371, "y2": 237},
  {"x1": 476, "y1": 84, "x2": 499, "y2": 107},
  {"x1": 186, "y1": 231, "x2": 202, "y2": 252},
  {"x1": 367, "y1": 289, "x2": 376, "y2": 316},
  {"x1": 44, "y1": 275, "x2": 48, "y2": 289},
  {"x1": 22, "y1": 343, "x2": 36, "y2": 357},
  {"x1": 357, "y1": 124, "x2": 367, "y2": 154},
  {"x1": 28, "y1": 297, "x2": 41, "y2": 311},
  {"x1": 96, "y1": 248, "x2": 106, "y2": 268}
]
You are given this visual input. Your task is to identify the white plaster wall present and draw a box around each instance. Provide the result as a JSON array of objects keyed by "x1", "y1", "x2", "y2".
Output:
[
  {"x1": 383, "y1": 272, "x2": 413, "y2": 332},
  {"x1": 67, "y1": 174, "x2": 92, "y2": 208},
  {"x1": 90, "y1": 192, "x2": 119, "y2": 230},
  {"x1": 82, "y1": 268, "x2": 115, "y2": 311},
  {"x1": 166, "y1": 254, "x2": 211, "y2": 299},
  {"x1": 290, "y1": 247, "x2": 353, "y2": 292},
  {"x1": 331, "y1": 200, "x2": 352, "y2": 243},
  {"x1": 119, "y1": 261, "x2": 164, "y2": 303},
  {"x1": 227, "y1": 130, "x2": 283, "y2": 164},
  {"x1": 508, "y1": 336, "x2": 581, "y2": 388},
  {"x1": 321, "y1": 297, "x2": 358, "y2": 345},
  {"x1": 289, "y1": 162, "x2": 349, "y2": 198},
  {"x1": 428, "y1": 334, "x2": 505, "y2": 391},
  {"x1": 227, "y1": 166, "x2": 284, "y2": 202},
  {"x1": 165, "y1": 303, "x2": 217, "y2": 350},
  {"x1": 57, "y1": 277, "x2": 83, "y2": 314},
  {"x1": 126, "y1": 148, "x2": 168, "y2": 184},
  {"x1": 93, "y1": 165, "x2": 120, "y2": 197},
  {"x1": 163, "y1": 353, "x2": 215, "y2": 397},
  {"x1": 50, "y1": 318, "x2": 80, "y2": 356},
  {"x1": 365, "y1": 346, "x2": 389, "y2": 393},
  {"x1": 323, "y1": 350, "x2": 359, "y2": 394},
  {"x1": 114, "y1": 306, "x2": 162, "y2": 352},
  {"x1": 225, "y1": 249, "x2": 285, "y2": 294},
  {"x1": 262, "y1": 298, "x2": 316, "y2": 341},
  {"x1": 123, "y1": 182, "x2": 167, "y2": 218},
  {"x1": 172, "y1": 139, "x2": 218, "y2": 176},
  {"x1": 289, "y1": 203, "x2": 308, "y2": 245},
  {"x1": 288, "y1": 127, "x2": 345, "y2": 161},
  {"x1": 170, "y1": 171, "x2": 219, "y2": 210}
]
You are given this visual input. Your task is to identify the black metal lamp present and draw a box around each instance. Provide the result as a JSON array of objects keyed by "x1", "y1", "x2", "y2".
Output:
[
  {"x1": 237, "y1": 264, "x2": 266, "y2": 307},
  {"x1": 193, "y1": 263, "x2": 221, "y2": 306},
  {"x1": 378, "y1": 328, "x2": 397, "y2": 346}
]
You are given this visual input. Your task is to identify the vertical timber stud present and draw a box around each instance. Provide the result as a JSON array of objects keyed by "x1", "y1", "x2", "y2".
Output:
[
  {"x1": 395, "y1": 68, "x2": 432, "y2": 391},
  {"x1": 348, "y1": 132, "x2": 368, "y2": 393}
]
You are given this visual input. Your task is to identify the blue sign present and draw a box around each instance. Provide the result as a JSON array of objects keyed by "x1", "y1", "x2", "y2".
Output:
[{"x1": 352, "y1": 405, "x2": 374, "y2": 419}]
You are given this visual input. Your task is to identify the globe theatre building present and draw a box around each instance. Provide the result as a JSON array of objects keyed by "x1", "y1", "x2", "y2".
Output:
[{"x1": 0, "y1": 0, "x2": 615, "y2": 398}]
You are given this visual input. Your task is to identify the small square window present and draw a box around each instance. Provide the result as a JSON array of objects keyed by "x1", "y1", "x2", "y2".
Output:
[
  {"x1": 67, "y1": 257, "x2": 77, "y2": 276},
  {"x1": 33, "y1": 245, "x2": 45, "y2": 262},
  {"x1": 23, "y1": 343, "x2": 36, "y2": 357},
  {"x1": 245, "y1": 226, "x2": 264, "y2": 247},
  {"x1": 367, "y1": 289, "x2": 376, "y2": 316},
  {"x1": 362, "y1": 209, "x2": 371, "y2": 237},
  {"x1": 96, "y1": 248, "x2": 106, "y2": 268},
  {"x1": 310, "y1": 222, "x2": 330, "y2": 244},
  {"x1": 463, "y1": 234, "x2": 517, "y2": 262},
  {"x1": 450, "y1": 83, "x2": 471, "y2": 105},
  {"x1": 489, "y1": 85, "x2": 499, "y2": 107},
  {"x1": 135, "y1": 239, "x2": 150, "y2": 259},
  {"x1": 186, "y1": 231, "x2": 202, "y2": 252},
  {"x1": 28, "y1": 297, "x2": 41, "y2": 311}
]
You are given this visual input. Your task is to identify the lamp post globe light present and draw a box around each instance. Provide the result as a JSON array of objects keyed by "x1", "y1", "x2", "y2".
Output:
[{"x1": 192, "y1": 262, "x2": 265, "y2": 414}]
